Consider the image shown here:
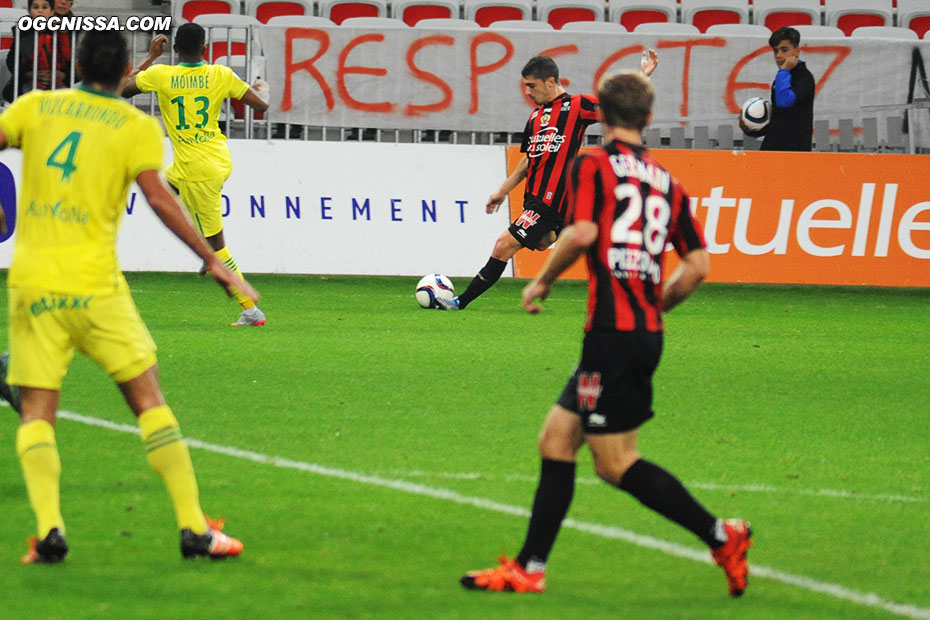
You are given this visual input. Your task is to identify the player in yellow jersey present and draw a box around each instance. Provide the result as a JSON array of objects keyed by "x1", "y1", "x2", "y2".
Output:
[
  {"x1": 122, "y1": 23, "x2": 270, "y2": 327},
  {"x1": 0, "y1": 31, "x2": 257, "y2": 563}
]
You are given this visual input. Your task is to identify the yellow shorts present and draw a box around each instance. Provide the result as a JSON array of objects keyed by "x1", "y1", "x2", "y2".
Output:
[
  {"x1": 7, "y1": 287, "x2": 158, "y2": 390},
  {"x1": 166, "y1": 173, "x2": 229, "y2": 238}
]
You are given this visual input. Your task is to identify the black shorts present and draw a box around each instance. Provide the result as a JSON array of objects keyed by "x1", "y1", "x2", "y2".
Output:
[
  {"x1": 557, "y1": 330, "x2": 664, "y2": 434},
  {"x1": 508, "y1": 195, "x2": 563, "y2": 250}
]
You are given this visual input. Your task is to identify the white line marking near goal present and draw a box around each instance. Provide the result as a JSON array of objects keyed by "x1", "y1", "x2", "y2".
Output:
[
  {"x1": 56, "y1": 410, "x2": 930, "y2": 620},
  {"x1": 380, "y1": 470, "x2": 928, "y2": 505}
]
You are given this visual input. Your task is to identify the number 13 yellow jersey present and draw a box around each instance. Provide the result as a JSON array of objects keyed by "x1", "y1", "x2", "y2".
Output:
[{"x1": 135, "y1": 62, "x2": 249, "y2": 182}]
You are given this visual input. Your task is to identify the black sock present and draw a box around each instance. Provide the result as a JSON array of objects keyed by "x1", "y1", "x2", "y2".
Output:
[
  {"x1": 457, "y1": 257, "x2": 508, "y2": 309},
  {"x1": 618, "y1": 459, "x2": 722, "y2": 548},
  {"x1": 516, "y1": 459, "x2": 576, "y2": 570}
]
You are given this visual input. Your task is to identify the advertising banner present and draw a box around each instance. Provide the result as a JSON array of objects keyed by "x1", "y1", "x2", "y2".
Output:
[
  {"x1": 0, "y1": 140, "x2": 511, "y2": 277},
  {"x1": 509, "y1": 147, "x2": 930, "y2": 287}
]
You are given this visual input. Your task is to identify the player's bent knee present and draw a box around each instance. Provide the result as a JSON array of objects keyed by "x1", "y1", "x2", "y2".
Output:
[
  {"x1": 492, "y1": 232, "x2": 521, "y2": 260},
  {"x1": 593, "y1": 453, "x2": 638, "y2": 485}
]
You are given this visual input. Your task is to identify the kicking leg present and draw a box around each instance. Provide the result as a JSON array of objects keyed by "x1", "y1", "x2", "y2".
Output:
[
  {"x1": 587, "y1": 430, "x2": 752, "y2": 596},
  {"x1": 455, "y1": 231, "x2": 522, "y2": 310},
  {"x1": 204, "y1": 232, "x2": 266, "y2": 327}
]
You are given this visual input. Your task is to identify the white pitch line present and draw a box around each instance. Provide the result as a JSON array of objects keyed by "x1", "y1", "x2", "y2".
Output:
[
  {"x1": 56, "y1": 410, "x2": 930, "y2": 620},
  {"x1": 380, "y1": 470, "x2": 928, "y2": 505}
]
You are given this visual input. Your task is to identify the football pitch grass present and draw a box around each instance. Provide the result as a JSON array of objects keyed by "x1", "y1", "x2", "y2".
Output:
[{"x1": 1, "y1": 272, "x2": 928, "y2": 620}]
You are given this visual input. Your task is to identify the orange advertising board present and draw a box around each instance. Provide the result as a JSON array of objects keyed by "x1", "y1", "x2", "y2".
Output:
[{"x1": 509, "y1": 147, "x2": 930, "y2": 287}]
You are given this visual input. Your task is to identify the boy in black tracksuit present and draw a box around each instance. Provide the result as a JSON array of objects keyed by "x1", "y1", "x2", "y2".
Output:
[{"x1": 743, "y1": 27, "x2": 815, "y2": 152}]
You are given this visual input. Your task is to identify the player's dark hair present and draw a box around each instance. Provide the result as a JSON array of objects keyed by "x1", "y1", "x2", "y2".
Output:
[
  {"x1": 77, "y1": 31, "x2": 129, "y2": 88},
  {"x1": 769, "y1": 26, "x2": 800, "y2": 48},
  {"x1": 522, "y1": 56, "x2": 559, "y2": 82},
  {"x1": 174, "y1": 23, "x2": 206, "y2": 57},
  {"x1": 597, "y1": 71, "x2": 654, "y2": 132}
]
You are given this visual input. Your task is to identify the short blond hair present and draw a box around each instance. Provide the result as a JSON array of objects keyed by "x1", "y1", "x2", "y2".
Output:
[{"x1": 597, "y1": 71, "x2": 655, "y2": 131}]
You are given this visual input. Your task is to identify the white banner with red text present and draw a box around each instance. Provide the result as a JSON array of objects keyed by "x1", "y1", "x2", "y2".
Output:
[{"x1": 262, "y1": 26, "x2": 930, "y2": 134}]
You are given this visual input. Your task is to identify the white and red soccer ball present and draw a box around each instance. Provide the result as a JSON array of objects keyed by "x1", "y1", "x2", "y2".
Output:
[{"x1": 415, "y1": 274, "x2": 455, "y2": 309}]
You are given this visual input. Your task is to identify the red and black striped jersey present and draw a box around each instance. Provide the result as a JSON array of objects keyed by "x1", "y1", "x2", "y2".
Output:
[
  {"x1": 568, "y1": 139, "x2": 706, "y2": 333},
  {"x1": 520, "y1": 92, "x2": 599, "y2": 218}
]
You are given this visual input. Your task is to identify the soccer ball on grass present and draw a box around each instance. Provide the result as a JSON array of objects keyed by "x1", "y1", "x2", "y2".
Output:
[{"x1": 415, "y1": 274, "x2": 455, "y2": 309}]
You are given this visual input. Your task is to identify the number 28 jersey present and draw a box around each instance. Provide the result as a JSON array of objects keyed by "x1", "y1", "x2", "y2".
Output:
[
  {"x1": 568, "y1": 139, "x2": 706, "y2": 334},
  {"x1": 135, "y1": 62, "x2": 249, "y2": 181}
]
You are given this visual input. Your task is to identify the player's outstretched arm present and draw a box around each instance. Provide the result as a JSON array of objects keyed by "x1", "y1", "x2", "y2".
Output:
[
  {"x1": 136, "y1": 169, "x2": 260, "y2": 304},
  {"x1": 662, "y1": 248, "x2": 709, "y2": 313},
  {"x1": 239, "y1": 80, "x2": 270, "y2": 114},
  {"x1": 522, "y1": 221, "x2": 598, "y2": 313},
  {"x1": 120, "y1": 34, "x2": 167, "y2": 98},
  {"x1": 487, "y1": 156, "x2": 529, "y2": 213}
]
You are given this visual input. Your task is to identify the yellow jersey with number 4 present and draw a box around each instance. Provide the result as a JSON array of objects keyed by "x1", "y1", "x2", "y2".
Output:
[
  {"x1": 135, "y1": 62, "x2": 249, "y2": 182},
  {"x1": 0, "y1": 86, "x2": 164, "y2": 294}
]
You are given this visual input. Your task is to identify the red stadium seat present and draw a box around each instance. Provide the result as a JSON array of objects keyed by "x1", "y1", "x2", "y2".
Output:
[
  {"x1": 464, "y1": 0, "x2": 532, "y2": 27},
  {"x1": 0, "y1": 7, "x2": 27, "y2": 51},
  {"x1": 246, "y1": 0, "x2": 315, "y2": 24},
  {"x1": 193, "y1": 14, "x2": 262, "y2": 63},
  {"x1": 174, "y1": 0, "x2": 239, "y2": 23},
  {"x1": 392, "y1": 0, "x2": 459, "y2": 26},
  {"x1": 608, "y1": 0, "x2": 677, "y2": 31},
  {"x1": 681, "y1": 0, "x2": 749, "y2": 33},
  {"x1": 898, "y1": 0, "x2": 930, "y2": 39},
  {"x1": 319, "y1": 0, "x2": 387, "y2": 24},
  {"x1": 538, "y1": 0, "x2": 605, "y2": 29},
  {"x1": 752, "y1": 0, "x2": 821, "y2": 32},
  {"x1": 825, "y1": 0, "x2": 893, "y2": 36}
]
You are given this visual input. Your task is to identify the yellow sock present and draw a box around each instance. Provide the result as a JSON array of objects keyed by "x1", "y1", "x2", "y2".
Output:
[
  {"x1": 16, "y1": 420, "x2": 65, "y2": 538},
  {"x1": 138, "y1": 406, "x2": 208, "y2": 535},
  {"x1": 214, "y1": 246, "x2": 255, "y2": 310}
]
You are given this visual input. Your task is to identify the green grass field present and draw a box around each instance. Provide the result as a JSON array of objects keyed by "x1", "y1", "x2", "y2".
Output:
[{"x1": 1, "y1": 272, "x2": 928, "y2": 620}]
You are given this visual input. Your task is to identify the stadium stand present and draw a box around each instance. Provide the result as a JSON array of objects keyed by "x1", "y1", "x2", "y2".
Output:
[
  {"x1": 608, "y1": 0, "x2": 677, "y2": 31},
  {"x1": 681, "y1": 0, "x2": 749, "y2": 33},
  {"x1": 537, "y1": 0, "x2": 606, "y2": 29},
  {"x1": 793, "y1": 24, "x2": 846, "y2": 38},
  {"x1": 752, "y1": 0, "x2": 821, "y2": 31},
  {"x1": 463, "y1": 0, "x2": 533, "y2": 27},
  {"x1": 340, "y1": 15, "x2": 410, "y2": 27},
  {"x1": 193, "y1": 14, "x2": 263, "y2": 61},
  {"x1": 0, "y1": 48, "x2": 7, "y2": 95},
  {"x1": 0, "y1": 7, "x2": 26, "y2": 51},
  {"x1": 173, "y1": 0, "x2": 239, "y2": 23},
  {"x1": 898, "y1": 0, "x2": 930, "y2": 39},
  {"x1": 850, "y1": 26, "x2": 919, "y2": 40},
  {"x1": 391, "y1": 0, "x2": 460, "y2": 26},
  {"x1": 246, "y1": 0, "x2": 315, "y2": 23},
  {"x1": 560, "y1": 21, "x2": 628, "y2": 32},
  {"x1": 416, "y1": 17, "x2": 482, "y2": 28},
  {"x1": 319, "y1": 0, "x2": 387, "y2": 24},
  {"x1": 264, "y1": 14, "x2": 336, "y2": 26},
  {"x1": 634, "y1": 21, "x2": 701, "y2": 34},
  {"x1": 488, "y1": 19, "x2": 554, "y2": 29},
  {"x1": 705, "y1": 23, "x2": 771, "y2": 36},
  {"x1": 824, "y1": 0, "x2": 894, "y2": 37}
]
